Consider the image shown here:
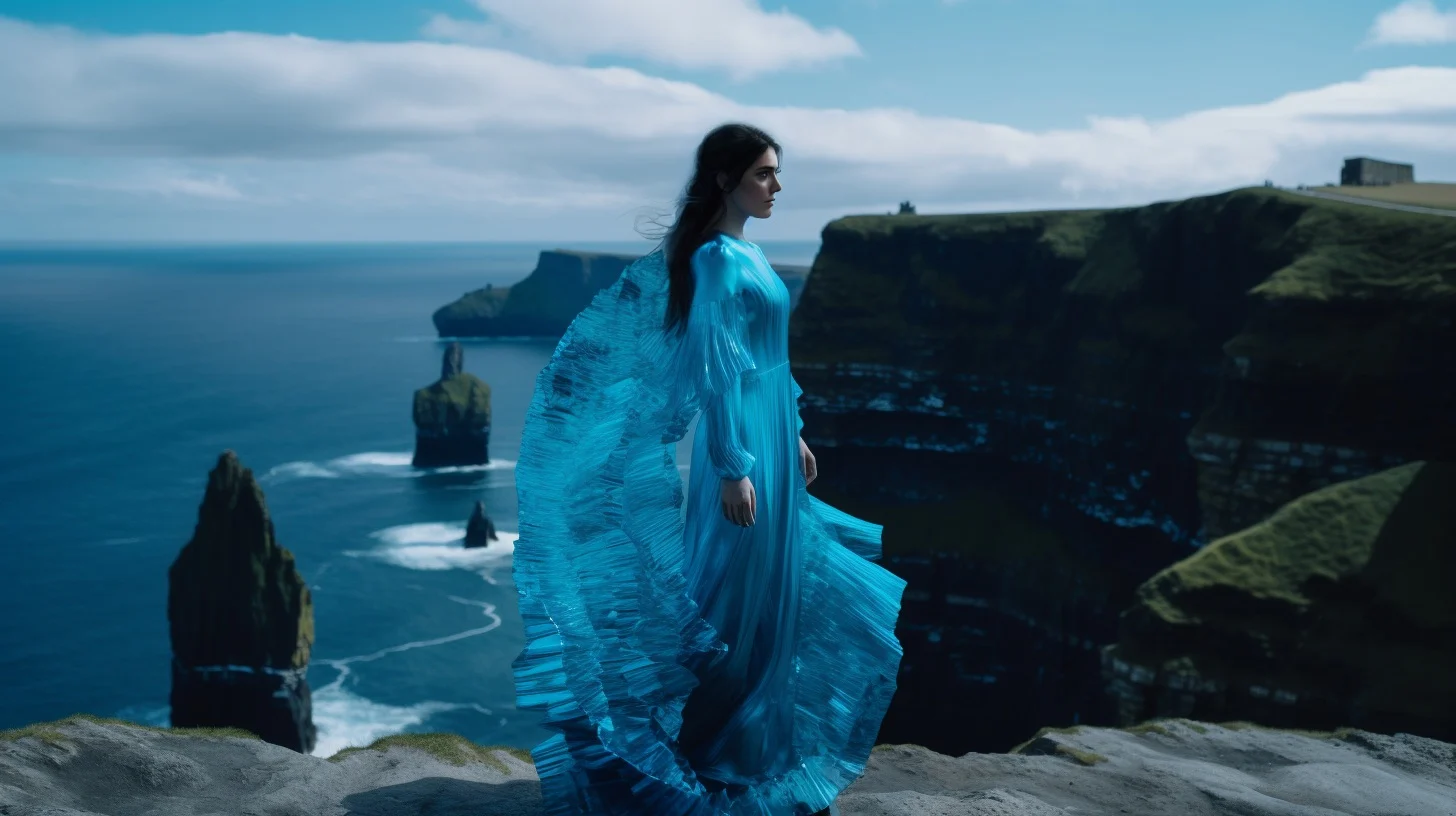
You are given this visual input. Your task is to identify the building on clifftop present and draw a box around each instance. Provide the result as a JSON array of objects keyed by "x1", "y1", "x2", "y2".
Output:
[{"x1": 1341, "y1": 157, "x2": 1415, "y2": 186}]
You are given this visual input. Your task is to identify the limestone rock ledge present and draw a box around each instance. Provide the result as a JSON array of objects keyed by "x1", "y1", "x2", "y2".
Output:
[{"x1": 2, "y1": 715, "x2": 1453, "y2": 815}]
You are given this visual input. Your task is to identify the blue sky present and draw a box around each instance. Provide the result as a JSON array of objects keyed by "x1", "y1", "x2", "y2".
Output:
[{"x1": 0, "y1": 0, "x2": 1452, "y2": 241}]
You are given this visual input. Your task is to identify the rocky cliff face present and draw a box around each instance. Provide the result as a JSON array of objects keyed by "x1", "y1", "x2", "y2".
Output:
[
  {"x1": 167, "y1": 450, "x2": 316, "y2": 753},
  {"x1": 433, "y1": 249, "x2": 810, "y2": 338},
  {"x1": 790, "y1": 188, "x2": 1456, "y2": 754},
  {"x1": 1103, "y1": 461, "x2": 1456, "y2": 743},
  {"x1": 413, "y1": 342, "x2": 492, "y2": 467}
]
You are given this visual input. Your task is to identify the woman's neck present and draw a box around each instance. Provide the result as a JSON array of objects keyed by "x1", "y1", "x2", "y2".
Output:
[{"x1": 710, "y1": 209, "x2": 749, "y2": 241}]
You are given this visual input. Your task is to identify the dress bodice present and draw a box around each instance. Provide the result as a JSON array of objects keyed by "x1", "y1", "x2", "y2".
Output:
[{"x1": 708, "y1": 233, "x2": 791, "y2": 372}]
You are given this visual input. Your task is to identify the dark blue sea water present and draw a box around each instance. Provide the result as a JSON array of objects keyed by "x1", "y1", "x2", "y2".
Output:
[{"x1": 0, "y1": 239, "x2": 820, "y2": 757}]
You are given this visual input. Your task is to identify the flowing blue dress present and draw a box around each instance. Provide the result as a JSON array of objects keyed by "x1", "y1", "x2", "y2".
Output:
[{"x1": 511, "y1": 233, "x2": 906, "y2": 816}]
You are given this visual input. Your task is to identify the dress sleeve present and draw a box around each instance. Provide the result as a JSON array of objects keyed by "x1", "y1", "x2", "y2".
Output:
[{"x1": 687, "y1": 242, "x2": 756, "y2": 481}]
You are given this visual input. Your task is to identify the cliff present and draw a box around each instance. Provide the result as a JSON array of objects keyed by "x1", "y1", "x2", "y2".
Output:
[
  {"x1": 4, "y1": 714, "x2": 1453, "y2": 815},
  {"x1": 433, "y1": 248, "x2": 811, "y2": 337},
  {"x1": 1103, "y1": 461, "x2": 1456, "y2": 742},
  {"x1": 167, "y1": 450, "x2": 316, "y2": 753},
  {"x1": 789, "y1": 187, "x2": 1456, "y2": 754}
]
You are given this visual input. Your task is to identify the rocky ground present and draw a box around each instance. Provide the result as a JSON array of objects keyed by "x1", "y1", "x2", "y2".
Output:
[{"x1": 2, "y1": 715, "x2": 1452, "y2": 815}]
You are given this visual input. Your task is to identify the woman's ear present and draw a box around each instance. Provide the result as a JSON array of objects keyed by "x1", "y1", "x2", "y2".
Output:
[{"x1": 716, "y1": 171, "x2": 728, "y2": 191}]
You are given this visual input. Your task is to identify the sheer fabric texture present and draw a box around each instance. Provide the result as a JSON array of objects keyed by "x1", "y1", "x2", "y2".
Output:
[{"x1": 511, "y1": 233, "x2": 905, "y2": 815}]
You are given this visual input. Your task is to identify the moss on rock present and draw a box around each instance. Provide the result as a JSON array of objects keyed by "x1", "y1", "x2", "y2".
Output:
[
  {"x1": 1110, "y1": 460, "x2": 1456, "y2": 735},
  {"x1": 0, "y1": 713, "x2": 263, "y2": 749},
  {"x1": 327, "y1": 732, "x2": 534, "y2": 772}
]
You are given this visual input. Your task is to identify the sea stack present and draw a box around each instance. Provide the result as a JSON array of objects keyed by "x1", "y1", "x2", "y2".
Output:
[
  {"x1": 413, "y1": 342, "x2": 492, "y2": 468},
  {"x1": 464, "y1": 500, "x2": 498, "y2": 549},
  {"x1": 167, "y1": 450, "x2": 317, "y2": 753}
]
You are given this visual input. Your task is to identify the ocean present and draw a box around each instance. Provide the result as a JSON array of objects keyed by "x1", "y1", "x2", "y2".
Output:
[{"x1": 0, "y1": 239, "x2": 821, "y2": 758}]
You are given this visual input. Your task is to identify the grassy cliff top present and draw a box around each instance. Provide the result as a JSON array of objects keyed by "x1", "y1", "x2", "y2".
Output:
[
  {"x1": 1311, "y1": 183, "x2": 1456, "y2": 211},
  {"x1": 824, "y1": 187, "x2": 1456, "y2": 305},
  {"x1": 798, "y1": 187, "x2": 1456, "y2": 379}
]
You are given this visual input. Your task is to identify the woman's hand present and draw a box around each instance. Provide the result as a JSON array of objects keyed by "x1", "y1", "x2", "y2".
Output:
[
  {"x1": 721, "y1": 476, "x2": 756, "y2": 526},
  {"x1": 798, "y1": 436, "x2": 817, "y2": 486}
]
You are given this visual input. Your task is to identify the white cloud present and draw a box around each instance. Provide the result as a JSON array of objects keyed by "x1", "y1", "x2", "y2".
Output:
[
  {"x1": 1367, "y1": 0, "x2": 1456, "y2": 45},
  {"x1": 0, "y1": 16, "x2": 1453, "y2": 240},
  {"x1": 50, "y1": 171, "x2": 246, "y2": 201},
  {"x1": 421, "y1": 0, "x2": 862, "y2": 81}
]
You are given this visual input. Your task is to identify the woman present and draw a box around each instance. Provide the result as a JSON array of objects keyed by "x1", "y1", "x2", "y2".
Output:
[{"x1": 511, "y1": 123, "x2": 906, "y2": 816}]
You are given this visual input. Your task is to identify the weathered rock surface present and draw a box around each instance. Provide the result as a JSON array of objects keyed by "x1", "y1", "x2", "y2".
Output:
[
  {"x1": 464, "y1": 500, "x2": 498, "y2": 549},
  {"x1": 1103, "y1": 460, "x2": 1456, "y2": 743},
  {"x1": 3, "y1": 715, "x2": 1453, "y2": 815},
  {"x1": 791, "y1": 188, "x2": 1456, "y2": 755},
  {"x1": 167, "y1": 451, "x2": 316, "y2": 754},
  {"x1": 413, "y1": 342, "x2": 492, "y2": 468},
  {"x1": 432, "y1": 248, "x2": 810, "y2": 338}
]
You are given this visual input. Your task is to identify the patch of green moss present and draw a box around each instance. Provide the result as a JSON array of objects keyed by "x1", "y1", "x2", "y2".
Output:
[
  {"x1": 1123, "y1": 457, "x2": 1456, "y2": 728},
  {"x1": 1215, "y1": 721, "x2": 1358, "y2": 741},
  {"x1": 327, "y1": 732, "x2": 534, "y2": 771},
  {"x1": 1056, "y1": 744, "x2": 1109, "y2": 766},
  {"x1": 414, "y1": 374, "x2": 492, "y2": 426},
  {"x1": 1248, "y1": 194, "x2": 1456, "y2": 303},
  {"x1": 0, "y1": 713, "x2": 262, "y2": 749},
  {"x1": 1137, "y1": 462, "x2": 1435, "y2": 627}
]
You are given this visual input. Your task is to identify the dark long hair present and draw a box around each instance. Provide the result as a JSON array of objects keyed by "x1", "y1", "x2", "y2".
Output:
[{"x1": 656, "y1": 123, "x2": 781, "y2": 336}]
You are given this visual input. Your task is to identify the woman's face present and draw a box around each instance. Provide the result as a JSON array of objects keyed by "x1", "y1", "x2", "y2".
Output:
[{"x1": 719, "y1": 147, "x2": 782, "y2": 219}]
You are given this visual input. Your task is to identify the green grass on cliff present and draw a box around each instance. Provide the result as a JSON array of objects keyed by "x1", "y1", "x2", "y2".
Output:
[
  {"x1": 0, "y1": 713, "x2": 262, "y2": 749},
  {"x1": 327, "y1": 732, "x2": 535, "y2": 771},
  {"x1": 1136, "y1": 461, "x2": 1453, "y2": 628},
  {"x1": 1120, "y1": 461, "x2": 1456, "y2": 722},
  {"x1": 831, "y1": 188, "x2": 1456, "y2": 304},
  {"x1": 1236, "y1": 190, "x2": 1453, "y2": 302},
  {"x1": 804, "y1": 188, "x2": 1456, "y2": 378},
  {"x1": 1312, "y1": 183, "x2": 1456, "y2": 210},
  {"x1": 413, "y1": 372, "x2": 493, "y2": 425}
]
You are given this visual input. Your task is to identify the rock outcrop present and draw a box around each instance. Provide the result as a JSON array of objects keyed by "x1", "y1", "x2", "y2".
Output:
[
  {"x1": 464, "y1": 501, "x2": 498, "y2": 549},
  {"x1": 1102, "y1": 460, "x2": 1456, "y2": 743},
  {"x1": 433, "y1": 248, "x2": 811, "y2": 338},
  {"x1": 167, "y1": 451, "x2": 316, "y2": 753},
  {"x1": 790, "y1": 188, "x2": 1456, "y2": 754},
  {"x1": 413, "y1": 342, "x2": 492, "y2": 468},
  {"x1": 4, "y1": 714, "x2": 1454, "y2": 815}
]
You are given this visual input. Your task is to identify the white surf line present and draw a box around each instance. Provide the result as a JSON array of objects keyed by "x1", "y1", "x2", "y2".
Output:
[{"x1": 312, "y1": 600, "x2": 503, "y2": 694}]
